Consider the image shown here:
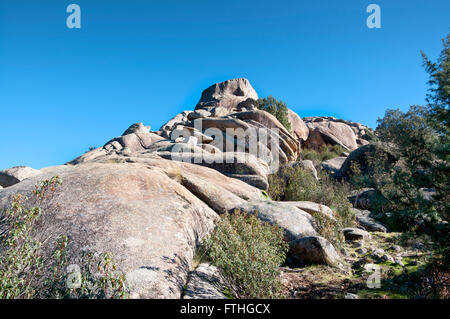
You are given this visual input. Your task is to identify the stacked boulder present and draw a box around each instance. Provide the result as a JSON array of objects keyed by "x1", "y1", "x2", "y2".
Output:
[
  {"x1": 303, "y1": 116, "x2": 374, "y2": 152},
  {"x1": 71, "y1": 78, "x2": 300, "y2": 191}
]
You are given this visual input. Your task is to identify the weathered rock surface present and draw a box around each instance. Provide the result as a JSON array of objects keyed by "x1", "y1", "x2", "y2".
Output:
[
  {"x1": 183, "y1": 263, "x2": 226, "y2": 299},
  {"x1": 0, "y1": 166, "x2": 42, "y2": 188},
  {"x1": 343, "y1": 228, "x2": 371, "y2": 241},
  {"x1": 289, "y1": 236, "x2": 342, "y2": 267},
  {"x1": 304, "y1": 117, "x2": 359, "y2": 151},
  {"x1": 303, "y1": 116, "x2": 375, "y2": 150},
  {"x1": 234, "y1": 201, "x2": 317, "y2": 242},
  {"x1": 321, "y1": 157, "x2": 347, "y2": 175},
  {"x1": 0, "y1": 162, "x2": 219, "y2": 299},
  {"x1": 160, "y1": 111, "x2": 192, "y2": 138},
  {"x1": 338, "y1": 143, "x2": 398, "y2": 180},
  {"x1": 180, "y1": 172, "x2": 245, "y2": 214},
  {"x1": 288, "y1": 109, "x2": 309, "y2": 143},
  {"x1": 353, "y1": 209, "x2": 388, "y2": 233},
  {"x1": 284, "y1": 201, "x2": 335, "y2": 220},
  {"x1": 0, "y1": 155, "x2": 266, "y2": 299},
  {"x1": 195, "y1": 78, "x2": 258, "y2": 113}
]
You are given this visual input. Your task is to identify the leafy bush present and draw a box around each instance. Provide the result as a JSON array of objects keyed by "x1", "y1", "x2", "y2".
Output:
[
  {"x1": 0, "y1": 177, "x2": 128, "y2": 299},
  {"x1": 269, "y1": 165, "x2": 354, "y2": 225},
  {"x1": 0, "y1": 176, "x2": 61, "y2": 299},
  {"x1": 257, "y1": 96, "x2": 292, "y2": 132},
  {"x1": 204, "y1": 210, "x2": 289, "y2": 299},
  {"x1": 347, "y1": 35, "x2": 449, "y2": 261},
  {"x1": 268, "y1": 165, "x2": 354, "y2": 248},
  {"x1": 45, "y1": 235, "x2": 128, "y2": 299}
]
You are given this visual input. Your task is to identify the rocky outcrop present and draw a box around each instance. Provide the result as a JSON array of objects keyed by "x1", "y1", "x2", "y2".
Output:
[
  {"x1": 321, "y1": 157, "x2": 347, "y2": 175},
  {"x1": 284, "y1": 201, "x2": 335, "y2": 220},
  {"x1": 303, "y1": 117, "x2": 375, "y2": 152},
  {"x1": 195, "y1": 78, "x2": 258, "y2": 114},
  {"x1": 67, "y1": 80, "x2": 301, "y2": 190},
  {"x1": 0, "y1": 78, "x2": 364, "y2": 299},
  {"x1": 288, "y1": 109, "x2": 309, "y2": 143},
  {"x1": 0, "y1": 166, "x2": 42, "y2": 188},
  {"x1": 159, "y1": 111, "x2": 193, "y2": 138},
  {"x1": 0, "y1": 162, "x2": 218, "y2": 299},
  {"x1": 304, "y1": 118, "x2": 358, "y2": 151},
  {"x1": 234, "y1": 200, "x2": 317, "y2": 242},
  {"x1": 338, "y1": 143, "x2": 398, "y2": 180}
]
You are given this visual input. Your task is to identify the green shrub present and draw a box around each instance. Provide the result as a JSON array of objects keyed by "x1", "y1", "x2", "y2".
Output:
[
  {"x1": 45, "y1": 235, "x2": 129, "y2": 299},
  {"x1": 0, "y1": 176, "x2": 61, "y2": 299},
  {"x1": 257, "y1": 96, "x2": 292, "y2": 132},
  {"x1": 0, "y1": 177, "x2": 128, "y2": 299},
  {"x1": 268, "y1": 165, "x2": 355, "y2": 247},
  {"x1": 204, "y1": 210, "x2": 289, "y2": 299}
]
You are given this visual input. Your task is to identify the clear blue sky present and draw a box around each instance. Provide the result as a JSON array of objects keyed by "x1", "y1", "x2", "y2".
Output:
[{"x1": 0, "y1": 0, "x2": 449, "y2": 170}]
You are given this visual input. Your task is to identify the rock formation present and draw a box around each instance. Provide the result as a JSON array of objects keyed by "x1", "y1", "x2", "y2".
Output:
[
  {"x1": 303, "y1": 116, "x2": 374, "y2": 152},
  {"x1": 0, "y1": 78, "x2": 381, "y2": 299}
]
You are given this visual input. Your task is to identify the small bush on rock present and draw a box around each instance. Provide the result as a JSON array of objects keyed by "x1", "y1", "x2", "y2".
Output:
[
  {"x1": 257, "y1": 96, "x2": 292, "y2": 132},
  {"x1": 0, "y1": 177, "x2": 128, "y2": 299},
  {"x1": 204, "y1": 210, "x2": 289, "y2": 299},
  {"x1": 269, "y1": 165, "x2": 355, "y2": 227}
]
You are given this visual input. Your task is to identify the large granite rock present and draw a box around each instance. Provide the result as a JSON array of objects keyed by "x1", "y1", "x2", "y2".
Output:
[
  {"x1": 0, "y1": 156, "x2": 265, "y2": 299},
  {"x1": 284, "y1": 201, "x2": 335, "y2": 220},
  {"x1": 234, "y1": 201, "x2": 317, "y2": 242},
  {"x1": 289, "y1": 236, "x2": 342, "y2": 267},
  {"x1": 0, "y1": 162, "x2": 219, "y2": 299},
  {"x1": 288, "y1": 109, "x2": 309, "y2": 143},
  {"x1": 343, "y1": 228, "x2": 371, "y2": 241},
  {"x1": 195, "y1": 78, "x2": 258, "y2": 113},
  {"x1": 303, "y1": 117, "x2": 376, "y2": 152},
  {"x1": 304, "y1": 118, "x2": 358, "y2": 151},
  {"x1": 338, "y1": 143, "x2": 398, "y2": 180},
  {"x1": 183, "y1": 263, "x2": 227, "y2": 299}
]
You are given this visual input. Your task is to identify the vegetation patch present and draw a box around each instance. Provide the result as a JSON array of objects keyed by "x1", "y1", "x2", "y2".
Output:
[
  {"x1": 0, "y1": 177, "x2": 129, "y2": 299},
  {"x1": 203, "y1": 210, "x2": 289, "y2": 299}
]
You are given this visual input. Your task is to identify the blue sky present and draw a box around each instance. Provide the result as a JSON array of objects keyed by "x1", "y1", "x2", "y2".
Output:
[{"x1": 0, "y1": 0, "x2": 449, "y2": 170}]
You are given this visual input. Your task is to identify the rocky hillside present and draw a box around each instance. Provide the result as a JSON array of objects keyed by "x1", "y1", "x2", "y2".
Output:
[{"x1": 0, "y1": 78, "x2": 434, "y2": 299}]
